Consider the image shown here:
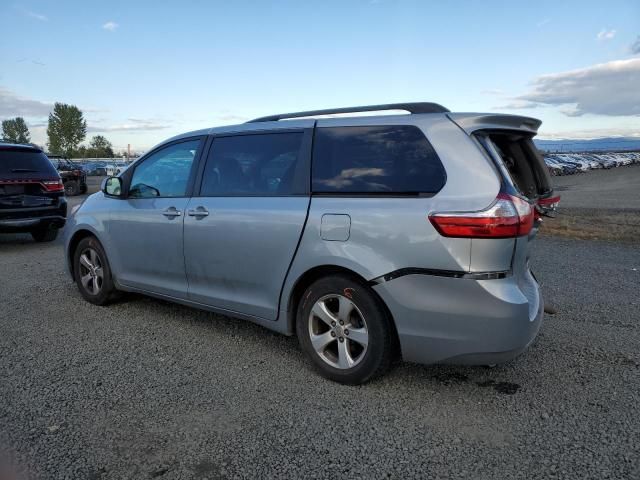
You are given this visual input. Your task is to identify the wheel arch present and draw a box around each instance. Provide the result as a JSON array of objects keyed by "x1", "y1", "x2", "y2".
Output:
[{"x1": 285, "y1": 265, "x2": 400, "y2": 356}]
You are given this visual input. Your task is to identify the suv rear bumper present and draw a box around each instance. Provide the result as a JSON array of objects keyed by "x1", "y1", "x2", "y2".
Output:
[
  {"x1": 373, "y1": 272, "x2": 543, "y2": 365},
  {"x1": 0, "y1": 215, "x2": 66, "y2": 232},
  {"x1": 0, "y1": 200, "x2": 67, "y2": 233}
]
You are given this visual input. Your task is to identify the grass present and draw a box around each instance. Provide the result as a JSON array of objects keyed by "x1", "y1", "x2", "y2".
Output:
[{"x1": 539, "y1": 208, "x2": 640, "y2": 244}]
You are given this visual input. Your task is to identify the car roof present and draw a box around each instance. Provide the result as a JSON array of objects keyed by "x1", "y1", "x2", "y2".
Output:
[
  {"x1": 147, "y1": 103, "x2": 541, "y2": 154},
  {"x1": 0, "y1": 142, "x2": 42, "y2": 152}
]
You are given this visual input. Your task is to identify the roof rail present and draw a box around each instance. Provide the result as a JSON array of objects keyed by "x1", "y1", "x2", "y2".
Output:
[{"x1": 246, "y1": 102, "x2": 450, "y2": 123}]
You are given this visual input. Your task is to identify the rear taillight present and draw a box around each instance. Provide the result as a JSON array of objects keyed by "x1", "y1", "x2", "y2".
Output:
[
  {"x1": 42, "y1": 180, "x2": 65, "y2": 192},
  {"x1": 429, "y1": 193, "x2": 534, "y2": 238}
]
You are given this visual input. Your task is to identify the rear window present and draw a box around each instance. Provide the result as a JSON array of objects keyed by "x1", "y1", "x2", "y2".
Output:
[
  {"x1": 0, "y1": 148, "x2": 58, "y2": 177},
  {"x1": 312, "y1": 125, "x2": 446, "y2": 194}
]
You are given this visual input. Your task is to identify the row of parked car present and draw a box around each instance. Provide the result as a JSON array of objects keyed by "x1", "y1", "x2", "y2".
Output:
[
  {"x1": 79, "y1": 160, "x2": 131, "y2": 177},
  {"x1": 543, "y1": 152, "x2": 640, "y2": 176},
  {"x1": 47, "y1": 158, "x2": 132, "y2": 195}
]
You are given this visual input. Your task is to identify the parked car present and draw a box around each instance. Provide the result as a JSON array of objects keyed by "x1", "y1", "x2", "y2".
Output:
[
  {"x1": 65, "y1": 103, "x2": 557, "y2": 384},
  {"x1": 1, "y1": 143, "x2": 67, "y2": 242},
  {"x1": 48, "y1": 155, "x2": 88, "y2": 195},
  {"x1": 82, "y1": 161, "x2": 106, "y2": 176}
]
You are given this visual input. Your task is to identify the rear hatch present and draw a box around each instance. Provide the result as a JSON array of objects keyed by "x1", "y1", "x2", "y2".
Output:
[
  {"x1": 447, "y1": 113, "x2": 559, "y2": 223},
  {"x1": 447, "y1": 113, "x2": 558, "y2": 317},
  {"x1": 0, "y1": 146, "x2": 64, "y2": 213}
]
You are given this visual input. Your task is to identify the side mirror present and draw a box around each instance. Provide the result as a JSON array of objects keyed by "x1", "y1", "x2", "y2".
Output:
[{"x1": 102, "y1": 176, "x2": 123, "y2": 198}]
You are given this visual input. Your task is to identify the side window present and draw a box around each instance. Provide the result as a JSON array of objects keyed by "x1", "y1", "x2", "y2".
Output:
[
  {"x1": 200, "y1": 132, "x2": 304, "y2": 196},
  {"x1": 129, "y1": 139, "x2": 201, "y2": 198},
  {"x1": 312, "y1": 125, "x2": 446, "y2": 194}
]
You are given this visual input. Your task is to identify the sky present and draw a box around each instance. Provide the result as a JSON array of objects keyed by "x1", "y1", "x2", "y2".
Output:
[{"x1": 1, "y1": 0, "x2": 639, "y2": 153}]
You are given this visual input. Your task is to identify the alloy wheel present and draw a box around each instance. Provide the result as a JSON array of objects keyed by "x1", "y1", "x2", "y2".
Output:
[
  {"x1": 79, "y1": 247, "x2": 104, "y2": 295},
  {"x1": 308, "y1": 294, "x2": 369, "y2": 369}
]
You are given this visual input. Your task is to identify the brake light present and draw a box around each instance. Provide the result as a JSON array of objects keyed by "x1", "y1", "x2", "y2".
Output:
[
  {"x1": 42, "y1": 180, "x2": 65, "y2": 192},
  {"x1": 429, "y1": 193, "x2": 534, "y2": 238}
]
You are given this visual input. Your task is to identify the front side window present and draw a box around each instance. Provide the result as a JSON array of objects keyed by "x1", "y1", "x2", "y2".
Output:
[
  {"x1": 312, "y1": 125, "x2": 446, "y2": 194},
  {"x1": 200, "y1": 132, "x2": 304, "y2": 196},
  {"x1": 129, "y1": 139, "x2": 201, "y2": 198}
]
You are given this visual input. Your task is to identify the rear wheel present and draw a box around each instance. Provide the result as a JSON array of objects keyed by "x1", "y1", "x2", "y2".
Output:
[
  {"x1": 31, "y1": 227, "x2": 58, "y2": 242},
  {"x1": 65, "y1": 180, "x2": 79, "y2": 196},
  {"x1": 73, "y1": 236, "x2": 117, "y2": 305},
  {"x1": 296, "y1": 274, "x2": 393, "y2": 384}
]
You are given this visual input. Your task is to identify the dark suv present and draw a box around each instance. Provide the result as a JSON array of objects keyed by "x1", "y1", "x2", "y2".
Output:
[
  {"x1": 1, "y1": 144, "x2": 67, "y2": 242},
  {"x1": 48, "y1": 155, "x2": 88, "y2": 196}
]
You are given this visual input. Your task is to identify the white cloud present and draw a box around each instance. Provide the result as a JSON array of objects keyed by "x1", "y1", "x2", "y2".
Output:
[
  {"x1": 501, "y1": 58, "x2": 640, "y2": 117},
  {"x1": 536, "y1": 18, "x2": 550, "y2": 27},
  {"x1": 481, "y1": 89, "x2": 505, "y2": 96},
  {"x1": 597, "y1": 29, "x2": 616, "y2": 40},
  {"x1": 102, "y1": 21, "x2": 118, "y2": 31},
  {"x1": 88, "y1": 119, "x2": 169, "y2": 133},
  {"x1": 25, "y1": 10, "x2": 48, "y2": 21},
  {"x1": 0, "y1": 87, "x2": 52, "y2": 118}
]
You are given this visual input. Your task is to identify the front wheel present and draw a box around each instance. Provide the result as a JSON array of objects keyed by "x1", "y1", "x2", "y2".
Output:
[
  {"x1": 296, "y1": 274, "x2": 393, "y2": 384},
  {"x1": 73, "y1": 236, "x2": 117, "y2": 305}
]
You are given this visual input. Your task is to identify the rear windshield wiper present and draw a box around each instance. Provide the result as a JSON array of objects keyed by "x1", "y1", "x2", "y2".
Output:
[{"x1": 10, "y1": 168, "x2": 39, "y2": 172}]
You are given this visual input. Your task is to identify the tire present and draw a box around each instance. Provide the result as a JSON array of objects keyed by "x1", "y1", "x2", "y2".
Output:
[
  {"x1": 31, "y1": 227, "x2": 58, "y2": 242},
  {"x1": 73, "y1": 236, "x2": 117, "y2": 305},
  {"x1": 296, "y1": 274, "x2": 393, "y2": 384},
  {"x1": 65, "y1": 180, "x2": 79, "y2": 196}
]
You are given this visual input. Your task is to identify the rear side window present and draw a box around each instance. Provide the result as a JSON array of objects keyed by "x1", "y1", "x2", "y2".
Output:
[
  {"x1": 0, "y1": 149, "x2": 58, "y2": 177},
  {"x1": 312, "y1": 125, "x2": 445, "y2": 194},
  {"x1": 200, "y1": 132, "x2": 304, "y2": 196}
]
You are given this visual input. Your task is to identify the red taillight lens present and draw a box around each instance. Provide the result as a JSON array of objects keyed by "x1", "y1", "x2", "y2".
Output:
[
  {"x1": 42, "y1": 180, "x2": 65, "y2": 192},
  {"x1": 429, "y1": 193, "x2": 534, "y2": 238}
]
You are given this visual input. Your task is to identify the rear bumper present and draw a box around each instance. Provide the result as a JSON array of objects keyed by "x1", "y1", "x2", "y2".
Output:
[
  {"x1": 0, "y1": 215, "x2": 66, "y2": 232},
  {"x1": 373, "y1": 272, "x2": 543, "y2": 365}
]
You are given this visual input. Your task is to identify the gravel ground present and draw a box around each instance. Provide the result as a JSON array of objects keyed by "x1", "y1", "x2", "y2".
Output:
[{"x1": 1, "y1": 223, "x2": 639, "y2": 479}]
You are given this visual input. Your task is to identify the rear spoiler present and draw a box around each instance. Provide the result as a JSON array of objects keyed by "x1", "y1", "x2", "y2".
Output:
[{"x1": 447, "y1": 113, "x2": 541, "y2": 135}]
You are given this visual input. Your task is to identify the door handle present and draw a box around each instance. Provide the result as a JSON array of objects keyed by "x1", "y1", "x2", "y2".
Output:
[
  {"x1": 162, "y1": 207, "x2": 182, "y2": 218},
  {"x1": 187, "y1": 207, "x2": 209, "y2": 218}
]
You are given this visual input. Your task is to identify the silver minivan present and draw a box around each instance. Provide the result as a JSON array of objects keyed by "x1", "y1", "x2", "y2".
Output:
[{"x1": 65, "y1": 103, "x2": 559, "y2": 384}]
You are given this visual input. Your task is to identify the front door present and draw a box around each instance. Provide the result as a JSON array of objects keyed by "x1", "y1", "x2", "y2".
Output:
[
  {"x1": 184, "y1": 129, "x2": 312, "y2": 320},
  {"x1": 108, "y1": 138, "x2": 203, "y2": 299}
]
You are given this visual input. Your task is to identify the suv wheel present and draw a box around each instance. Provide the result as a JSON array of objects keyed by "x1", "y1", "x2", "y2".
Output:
[
  {"x1": 73, "y1": 237, "x2": 117, "y2": 305},
  {"x1": 65, "y1": 180, "x2": 79, "y2": 196},
  {"x1": 31, "y1": 227, "x2": 58, "y2": 242},
  {"x1": 296, "y1": 274, "x2": 393, "y2": 384}
]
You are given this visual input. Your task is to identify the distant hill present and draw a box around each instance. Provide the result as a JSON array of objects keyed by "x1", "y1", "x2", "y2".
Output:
[{"x1": 535, "y1": 137, "x2": 640, "y2": 153}]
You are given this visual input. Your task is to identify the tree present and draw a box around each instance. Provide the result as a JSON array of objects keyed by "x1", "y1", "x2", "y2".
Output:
[
  {"x1": 47, "y1": 103, "x2": 87, "y2": 157},
  {"x1": 2, "y1": 117, "x2": 31, "y2": 144},
  {"x1": 88, "y1": 135, "x2": 114, "y2": 158}
]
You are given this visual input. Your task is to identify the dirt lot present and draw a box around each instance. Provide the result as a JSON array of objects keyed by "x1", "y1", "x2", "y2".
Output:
[
  {"x1": 541, "y1": 165, "x2": 640, "y2": 244},
  {"x1": 0, "y1": 172, "x2": 639, "y2": 479}
]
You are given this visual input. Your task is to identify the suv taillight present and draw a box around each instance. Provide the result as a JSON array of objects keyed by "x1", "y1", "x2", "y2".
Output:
[
  {"x1": 42, "y1": 180, "x2": 65, "y2": 192},
  {"x1": 429, "y1": 193, "x2": 534, "y2": 238}
]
